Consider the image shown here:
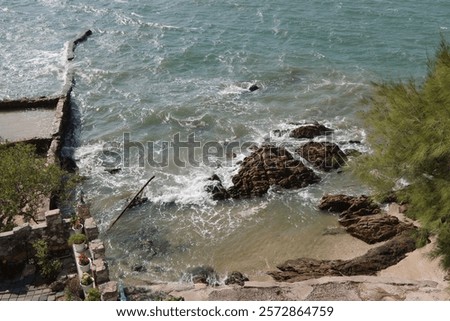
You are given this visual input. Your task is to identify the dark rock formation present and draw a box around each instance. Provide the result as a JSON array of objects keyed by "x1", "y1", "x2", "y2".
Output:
[
  {"x1": 248, "y1": 84, "x2": 259, "y2": 92},
  {"x1": 318, "y1": 194, "x2": 414, "y2": 244},
  {"x1": 297, "y1": 142, "x2": 347, "y2": 171},
  {"x1": 268, "y1": 231, "x2": 416, "y2": 282},
  {"x1": 318, "y1": 194, "x2": 380, "y2": 216},
  {"x1": 227, "y1": 145, "x2": 320, "y2": 198},
  {"x1": 224, "y1": 271, "x2": 249, "y2": 286},
  {"x1": 289, "y1": 124, "x2": 333, "y2": 139},
  {"x1": 205, "y1": 175, "x2": 230, "y2": 200},
  {"x1": 343, "y1": 214, "x2": 414, "y2": 244}
]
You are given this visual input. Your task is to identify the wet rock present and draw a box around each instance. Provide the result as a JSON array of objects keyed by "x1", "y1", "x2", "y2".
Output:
[
  {"x1": 268, "y1": 232, "x2": 416, "y2": 282},
  {"x1": 318, "y1": 194, "x2": 413, "y2": 244},
  {"x1": 343, "y1": 214, "x2": 415, "y2": 244},
  {"x1": 205, "y1": 175, "x2": 230, "y2": 200},
  {"x1": 249, "y1": 84, "x2": 259, "y2": 92},
  {"x1": 272, "y1": 129, "x2": 289, "y2": 137},
  {"x1": 224, "y1": 271, "x2": 249, "y2": 286},
  {"x1": 297, "y1": 142, "x2": 347, "y2": 171},
  {"x1": 289, "y1": 124, "x2": 333, "y2": 139},
  {"x1": 318, "y1": 194, "x2": 380, "y2": 217},
  {"x1": 228, "y1": 145, "x2": 320, "y2": 198},
  {"x1": 183, "y1": 266, "x2": 219, "y2": 286}
]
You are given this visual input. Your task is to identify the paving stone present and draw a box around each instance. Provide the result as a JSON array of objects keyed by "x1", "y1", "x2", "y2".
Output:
[
  {"x1": 16, "y1": 296, "x2": 25, "y2": 301},
  {"x1": 9, "y1": 294, "x2": 18, "y2": 301},
  {"x1": 42, "y1": 288, "x2": 52, "y2": 294},
  {"x1": 31, "y1": 295, "x2": 40, "y2": 301},
  {"x1": 47, "y1": 295, "x2": 56, "y2": 301},
  {"x1": 39, "y1": 295, "x2": 48, "y2": 301}
]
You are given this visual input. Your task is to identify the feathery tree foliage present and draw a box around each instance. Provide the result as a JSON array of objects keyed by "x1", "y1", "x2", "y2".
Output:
[
  {"x1": 0, "y1": 143, "x2": 66, "y2": 232},
  {"x1": 356, "y1": 39, "x2": 450, "y2": 268}
]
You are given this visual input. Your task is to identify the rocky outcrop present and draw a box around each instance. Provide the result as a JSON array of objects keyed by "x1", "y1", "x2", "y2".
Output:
[
  {"x1": 317, "y1": 194, "x2": 414, "y2": 244},
  {"x1": 318, "y1": 194, "x2": 380, "y2": 217},
  {"x1": 227, "y1": 145, "x2": 320, "y2": 198},
  {"x1": 343, "y1": 213, "x2": 414, "y2": 244},
  {"x1": 289, "y1": 124, "x2": 333, "y2": 139},
  {"x1": 268, "y1": 231, "x2": 416, "y2": 282},
  {"x1": 296, "y1": 142, "x2": 347, "y2": 171}
]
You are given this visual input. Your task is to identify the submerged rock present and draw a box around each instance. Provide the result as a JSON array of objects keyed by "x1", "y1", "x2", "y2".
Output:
[
  {"x1": 248, "y1": 84, "x2": 259, "y2": 92},
  {"x1": 227, "y1": 145, "x2": 320, "y2": 198},
  {"x1": 297, "y1": 142, "x2": 347, "y2": 171},
  {"x1": 289, "y1": 124, "x2": 333, "y2": 139}
]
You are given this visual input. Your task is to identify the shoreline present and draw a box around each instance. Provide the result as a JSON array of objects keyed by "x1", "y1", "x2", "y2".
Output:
[{"x1": 122, "y1": 203, "x2": 450, "y2": 301}]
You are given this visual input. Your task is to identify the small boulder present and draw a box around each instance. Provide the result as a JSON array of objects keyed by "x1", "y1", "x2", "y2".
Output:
[
  {"x1": 224, "y1": 271, "x2": 249, "y2": 286},
  {"x1": 289, "y1": 124, "x2": 333, "y2": 139},
  {"x1": 249, "y1": 84, "x2": 259, "y2": 92}
]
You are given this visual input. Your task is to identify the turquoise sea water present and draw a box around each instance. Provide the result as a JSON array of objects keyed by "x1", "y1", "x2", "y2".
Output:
[{"x1": 1, "y1": 1, "x2": 449, "y2": 282}]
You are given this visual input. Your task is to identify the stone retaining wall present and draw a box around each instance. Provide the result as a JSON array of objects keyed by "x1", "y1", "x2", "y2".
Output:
[{"x1": 0, "y1": 209, "x2": 69, "y2": 275}]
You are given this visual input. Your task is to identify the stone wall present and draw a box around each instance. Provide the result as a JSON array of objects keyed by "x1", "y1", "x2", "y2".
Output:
[
  {"x1": 0, "y1": 209, "x2": 69, "y2": 277},
  {"x1": 0, "y1": 30, "x2": 93, "y2": 276}
]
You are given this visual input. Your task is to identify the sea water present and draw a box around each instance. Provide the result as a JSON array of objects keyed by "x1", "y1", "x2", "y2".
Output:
[{"x1": 1, "y1": 0, "x2": 449, "y2": 282}]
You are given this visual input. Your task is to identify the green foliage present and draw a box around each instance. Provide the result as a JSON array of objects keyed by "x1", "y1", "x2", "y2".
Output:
[
  {"x1": 85, "y1": 288, "x2": 101, "y2": 301},
  {"x1": 356, "y1": 39, "x2": 450, "y2": 268},
  {"x1": 0, "y1": 143, "x2": 68, "y2": 232},
  {"x1": 80, "y1": 272, "x2": 94, "y2": 286},
  {"x1": 68, "y1": 233, "x2": 87, "y2": 246},
  {"x1": 64, "y1": 277, "x2": 83, "y2": 301},
  {"x1": 32, "y1": 239, "x2": 62, "y2": 281},
  {"x1": 433, "y1": 225, "x2": 450, "y2": 269}
]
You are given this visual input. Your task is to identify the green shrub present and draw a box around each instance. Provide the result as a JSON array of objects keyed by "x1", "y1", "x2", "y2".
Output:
[
  {"x1": 0, "y1": 143, "x2": 78, "y2": 232},
  {"x1": 68, "y1": 233, "x2": 87, "y2": 246},
  {"x1": 356, "y1": 39, "x2": 450, "y2": 268},
  {"x1": 85, "y1": 288, "x2": 101, "y2": 301},
  {"x1": 32, "y1": 239, "x2": 62, "y2": 281}
]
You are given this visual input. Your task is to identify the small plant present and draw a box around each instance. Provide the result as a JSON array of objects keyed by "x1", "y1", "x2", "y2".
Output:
[
  {"x1": 78, "y1": 253, "x2": 90, "y2": 266},
  {"x1": 70, "y1": 214, "x2": 83, "y2": 229},
  {"x1": 32, "y1": 239, "x2": 62, "y2": 281},
  {"x1": 64, "y1": 277, "x2": 83, "y2": 301},
  {"x1": 85, "y1": 288, "x2": 101, "y2": 301},
  {"x1": 80, "y1": 272, "x2": 94, "y2": 286},
  {"x1": 68, "y1": 233, "x2": 87, "y2": 246}
]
